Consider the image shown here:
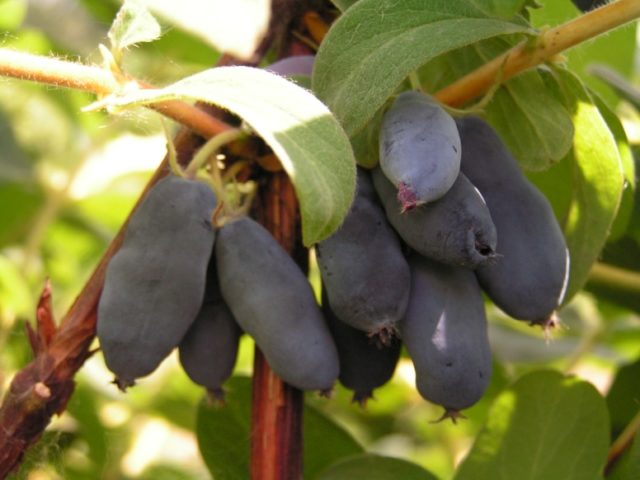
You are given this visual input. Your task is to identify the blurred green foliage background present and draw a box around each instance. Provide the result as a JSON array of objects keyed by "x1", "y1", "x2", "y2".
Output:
[{"x1": 0, "y1": 0, "x2": 639, "y2": 479}]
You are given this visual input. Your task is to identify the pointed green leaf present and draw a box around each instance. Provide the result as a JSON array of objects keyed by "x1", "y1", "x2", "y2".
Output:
[
  {"x1": 554, "y1": 69, "x2": 625, "y2": 300},
  {"x1": 468, "y1": 0, "x2": 529, "y2": 19},
  {"x1": 108, "y1": 0, "x2": 161, "y2": 52},
  {"x1": 455, "y1": 371, "x2": 609, "y2": 480},
  {"x1": 331, "y1": 0, "x2": 359, "y2": 11},
  {"x1": 589, "y1": 65, "x2": 640, "y2": 112},
  {"x1": 304, "y1": 406, "x2": 364, "y2": 479},
  {"x1": 196, "y1": 377, "x2": 251, "y2": 480},
  {"x1": 99, "y1": 66, "x2": 357, "y2": 245},
  {"x1": 312, "y1": 0, "x2": 532, "y2": 136},
  {"x1": 197, "y1": 376, "x2": 364, "y2": 480},
  {"x1": 609, "y1": 432, "x2": 640, "y2": 480},
  {"x1": 485, "y1": 70, "x2": 574, "y2": 170},
  {"x1": 606, "y1": 358, "x2": 640, "y2": 437},
  {"x1": 318, "y1": 454, "x2": 438, "y2": 480},
  {"x1": 419, "y1": 37, "x2": 574, "y2": 170}
]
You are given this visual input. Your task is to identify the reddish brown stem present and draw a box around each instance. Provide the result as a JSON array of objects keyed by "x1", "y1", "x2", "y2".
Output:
[{"x1": 251, "y1": 171, "x2": 305, "y2": 480}]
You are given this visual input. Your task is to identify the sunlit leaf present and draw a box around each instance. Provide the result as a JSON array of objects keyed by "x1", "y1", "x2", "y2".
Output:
[
  {"x1": 140, "y1": 0, "x2": 270, "y2": 60},
  {"x1": 588, "y1": 94, "x2": 635, "y2": 241},
  {"x1": 0, "y1": 0, "x2": 27, "y2": 30},
  {"x1": 455, "y1": 370, "x2": 609, "y2": 480},
  {"x1": 554, "y1": 68, "x2": 624, "y2": 300},
  {"x1": 108, "y1": 0, "x2": 161, "y2": 53},
  {"x1": 98, "y1": 66, "x2": 357, "y2": 246}
]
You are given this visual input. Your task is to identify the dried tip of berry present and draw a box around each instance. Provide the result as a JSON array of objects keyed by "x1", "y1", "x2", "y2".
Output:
[
  {"x1": 529, "y1": 312, "x2": 559, "y2": 343},
  {"x1": 474, "y1": 237, "x2": 496, "y2": 259},
  {"x1": 206, "y1": 387, "x2": 226, "y2": 406},
  {"x1": 319, "y1": 387, "x2": 334, "y2": 399},
  {"x1": 397, "y1": 182, "x2": 419, "y2": 213},
  {"x1": 430, "y1": 408, "x2": 467, "y2": 425},
  {"x1": 367, "y1": 324, "x2": 398, "y2": 348},
  {"x1": 352, "y1": 390, "x2": 374, "y2": 408},
  {"x1": 113, "y1": 376, "x2": 135, "y2": 392}
]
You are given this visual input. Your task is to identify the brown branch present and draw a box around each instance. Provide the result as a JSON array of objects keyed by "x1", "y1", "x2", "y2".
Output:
[{"x1": 435, "y1": 0, "x2": 640, "y2": 106}]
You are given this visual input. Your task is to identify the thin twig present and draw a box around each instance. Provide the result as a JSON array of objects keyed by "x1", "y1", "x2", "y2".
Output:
[
  {"x1": 588, "y1": 262, "x2": 640, "y2": 295},
  {"x1": 435, "y1": 0, "x2": 640, "y2": 106},
  {"x1": 606, "y1": 409, "x2": 640, "y2": 475},
  {"x1": 0, "y1": 48, "x2": 232, "y2": 139}
]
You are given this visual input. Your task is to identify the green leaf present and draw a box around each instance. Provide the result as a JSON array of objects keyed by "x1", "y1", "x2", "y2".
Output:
[
  {"x1": 0, "y1": 0, "x2": 27, "y2": 30},
  {"x1": 455, "y1": 370, "x2": 610, "y2": 480},
  {"x1": 485, "y1": 69, "x2": 574, "y2": 170},
  {"x1": 197, "y1": 376, "x2": 364, "y2": 480},
  {"x1": 304, "y1": 405, "x2": 364, "y2": 479},
  {"x1": 98, "y1": 66, "x2": 357, "y2": 245},
  {"x1": 419, "y1": 37, "x2": 573, "y2": 170},
  {"x1": 609, "y1": 433, "x2": 640, "y2": 480},
  {"x1": 589, "y1": 65, "x2": 640, "y2": 112},
  {"x1": 312, "y1": 0, "x2": 531, "y2": 136},
  {"x1": 331, "y1": 0, "x2": 359, "y2": 11},
  {"x1": 317, "y1": 454, "x2": 438, "y2": 480},
  {"x1": 139, "y1": 0, "x2": 270, "y2": 60},
  {"x1": 468, "y1": 0, "x2": 529, "y2": 19},
  {"x1": 108, "y1": 0, "x2": 161, "y2": 53},
  {"x1": 529, "y1": 1, "x2": 637, "y2": 108},
  {"x1": 0, "y1": 182, "x2": 44, "y2": 248},
  {"x1": 196, "y1": 377, "x2": 251, "y2": 480},
  {"x1": 591, "y1": 94, "x2": 635, "y2": 241},
  {"x1": 554, "y1": 69, "x2": 625, "y2": 300},
  {"x1": 606, "y1": 357, "x2": 640, "y2": 437}
]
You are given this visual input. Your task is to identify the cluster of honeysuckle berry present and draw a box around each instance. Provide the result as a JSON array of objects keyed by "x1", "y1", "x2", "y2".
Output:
[{"x1": 97, "y1": 64, "x2": 568, "y2": 419}]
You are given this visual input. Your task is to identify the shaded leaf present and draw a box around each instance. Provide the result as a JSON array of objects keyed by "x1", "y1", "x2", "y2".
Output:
[
  {"x1": 98, "y1": 66, "x2": 357, "y2": 245},
  {"x1": 108, "y1": 0, "x2": 161, "y2": 53},
  {"x1": 609, "y1": 433, "x2": 640, "y2": 480},
  {"x1": 304, "y1": 405, "x2": 364, "y2": 479},
  {"x1": 606, "y1": 357, "x2": 640, "y2": 437},
  {"x1": 312, "y1": 0, "x2": 531, "y2": 136},
  {"x1": 197, "y1": 376, "x2": 364, "y2": 480},
  {"x1": 317, "y1": 454, "x2": 438, "y2": 480},
  {"x1": 455, "y1": 370, "x2": 609, "y2": 480},
  {"x1": 484, "y1": 69, "x2": 573, "y2": 170},
  {"x1": 0, "y1": 182, "x2": 44, "y2": 248},
  {"x1": 589, "y1": 65, "x2": 640, "y2": 112},
  {"x1": 196, "y1": 377, "x2": 251, "y2": 480},
  {"x1": 419, "y1": 37, "x2": 574, "y2": 170}
]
